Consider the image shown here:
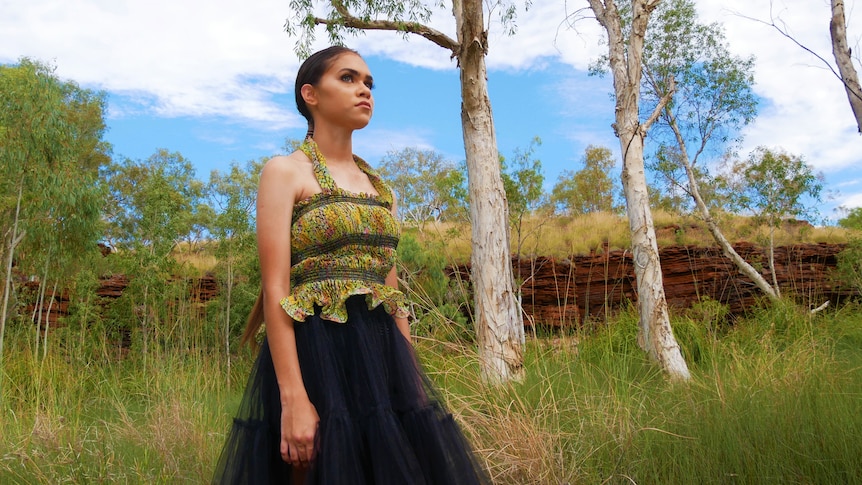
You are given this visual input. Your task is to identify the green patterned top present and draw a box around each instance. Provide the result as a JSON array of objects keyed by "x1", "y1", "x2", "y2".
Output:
[{"x1": 279, "y1": 138, "x2": 410, "y2": 323}]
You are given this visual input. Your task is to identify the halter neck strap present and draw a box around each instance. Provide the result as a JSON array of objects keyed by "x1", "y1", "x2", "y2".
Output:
[{"x1": 299, "y1": 138, "x2": 393, "y2": 206}]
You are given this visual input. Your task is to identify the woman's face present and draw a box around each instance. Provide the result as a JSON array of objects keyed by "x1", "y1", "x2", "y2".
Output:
[{"x1": 303, "y1": 52, "x2": 374, "y2": 131}]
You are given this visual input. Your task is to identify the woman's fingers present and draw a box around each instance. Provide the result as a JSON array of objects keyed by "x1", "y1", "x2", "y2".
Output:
[
  {"x1": 282, "y1": 434, "x2": 316, "y2": 465},
  {"x1": 281, "y1": 398, "x2": 319, "y2": 466}
]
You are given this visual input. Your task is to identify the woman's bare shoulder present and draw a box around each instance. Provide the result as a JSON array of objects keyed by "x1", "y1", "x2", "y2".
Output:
[
  {"x1": 258, "y1": 150, "x2": 318, "y2": 205},
  {"x1": 261, "y1": 151, "x2": 312, "y2": 179}
]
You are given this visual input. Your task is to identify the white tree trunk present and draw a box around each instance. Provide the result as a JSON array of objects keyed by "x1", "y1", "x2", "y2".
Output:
[
  {"x1": 619, "y1": 129, "x2": 689, "y2": 379},
  {"x1": 830, "y1": 0, "x2": 862, "y2": 133},
  {"x1": 667, "y1": 116, "x2": 779, "y2": 300},
  {"x1": 43, "y1": 282, "x2": 58, "y2": 360},
  {"x1": 311, "y1": 0, "x2": 525, "y2": 383},
  {"x1": 0, "y1": 183, "x2": 25, "y2": 375},
  {"x1": 769, "y1": 225, "x2": 781, "y2": 297},
  {"x1": 455, "y1": 0, "x2": 525, "y2": 384},
  {"x1": 589, "y1": 0, "x2": 689, "y2": 380},
  {"x1": 225, "y1": 257, "x2": 233, "y2": 389}
]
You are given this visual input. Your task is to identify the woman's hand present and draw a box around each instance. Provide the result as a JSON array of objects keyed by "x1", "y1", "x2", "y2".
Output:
[{"x1": 281, "y1": 394, "x2": 320, "y2": 467}]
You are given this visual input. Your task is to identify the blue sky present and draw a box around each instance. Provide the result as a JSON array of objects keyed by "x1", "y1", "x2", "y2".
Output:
[
  {"x1": 103, "y1": 56, "x2": 618, "y2": 186},
  {"x1": 4, "y1": 0, "x2": 862, "y2": 221}
]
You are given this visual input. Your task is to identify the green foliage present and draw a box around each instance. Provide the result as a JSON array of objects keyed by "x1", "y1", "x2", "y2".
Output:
[
  {"x1": 0, "y1": 58, "x2": 109, "y2": 269},
  {"x1": 642, "y1": 0, "x2": 758, "y2": 129},
  {"x1": 500, "y1": 136, "x2": 545, "y2": 222},
  {"x1": 398, "y1": 232, "x2": 473, "y2": 343},
  {"x1": 550, "y1": 145, "x2": 621, "y2": 215},
  {"x1": 647, "y1": 145, "x2": 726, "y2": 215},
  {"x1": 638, "y1": 0, "x2": 757, "y2": 216},
  {"x1": 285, "y1": 0, "x2": 525, "y2": 58},
  {"x1": 398, "y1": 233, "x2": 449, "y2": 304},
  {"x1": 207, "y1": 158, "x2": 265, "y2": 347},
  {"x1": 669, "y1": 313, "x2": 714, "y2": 365},
  {"x1": 684, "y1": 295, "x2": 731, "y2": 332},
  {"x1": 719, "y1": 146, "x2": 824, "y2": 229},
  {"x1": 0, "y1": 58, "x2": 109, "y2": 373},
  {"x1": 207, "y1": 159, "x2": 261, "y2": 257},
  {"x1": 837, "y1": 240, "x2": 862, "y2": 295},
  {"x1": 377, "y1": 147, "x2": 467, "y2": 224},
  {"x1": 100, "y1": 150, "x2": 211, "y2": 355},
  {"x1": 286, "y1": 0, "x2": 436, "y2": 58},
  {"x1": 592, "y1": 0, "x2": 758, "y2": 217},
  {"x1": 104, "y1": 150, "x2": 206, "y2": 255},
  {"x1": 839, "y1": 206, "x2": 862, "y2": 231},
  {"x1": 837, "y1": 207, "x2": 862, "y2": 294}
]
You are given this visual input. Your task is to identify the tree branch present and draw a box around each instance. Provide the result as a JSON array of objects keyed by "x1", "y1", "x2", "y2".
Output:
[
  {"x1": 585, "y1": 0, "x2": 607, "y2": 25},
  {"x1": 315, "y1": 1, "x2": 459, "y2": 54},
  {"x1": 734, "y1": 4, "x2": 862, "y2": 132},
  {"x1": 830, "y1": 0, "x2": 862, "y2": 132},
  {"x1": 641, "y1": 77, "x2": 675, "y2": 134}
]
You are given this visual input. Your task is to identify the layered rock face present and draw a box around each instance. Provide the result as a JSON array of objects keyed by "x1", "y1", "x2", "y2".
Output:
[{"x1": 450, "y1": 243, "x2": 855, "y2": 327}]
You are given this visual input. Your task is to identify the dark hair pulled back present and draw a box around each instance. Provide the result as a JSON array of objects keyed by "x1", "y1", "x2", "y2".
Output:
[{"x1": 294, "y1": 45, "x2": 359, "y2": 139}]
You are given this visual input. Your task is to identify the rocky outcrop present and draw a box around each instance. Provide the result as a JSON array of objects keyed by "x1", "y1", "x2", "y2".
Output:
[
  {"x1": 24, "y1": 273, "x2": 219, "y2": 328},
  {"x1": 450, "y1": 242, "x2": 856, "y2": 327},
  {"x1": 22, "y1": 243, "x2": 857, "y2": 329}
]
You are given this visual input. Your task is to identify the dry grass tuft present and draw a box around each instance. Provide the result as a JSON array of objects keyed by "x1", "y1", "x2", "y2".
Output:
[
  {"x1": 411, "y1": 212, "x2": 851, "y2": 262},
  {"x1": 455, "y1": 395, "x2": 573, "y2": 484}
]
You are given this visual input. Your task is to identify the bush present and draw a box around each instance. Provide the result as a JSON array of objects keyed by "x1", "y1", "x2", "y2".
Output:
[
  {"x1": 837, "y1": 238, "x2": 862, "y2": 296},
  {"x1": 398, "y1": 232, "x2": 474, "y2": 343}
]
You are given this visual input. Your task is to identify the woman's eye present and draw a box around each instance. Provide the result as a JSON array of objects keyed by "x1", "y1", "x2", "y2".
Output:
[
  {"x1": 364, "y1": 81, "x2": 375, "y2": 90},
  {"x1": 341, "y1": 74, "x2": 353, "y2": 82}
]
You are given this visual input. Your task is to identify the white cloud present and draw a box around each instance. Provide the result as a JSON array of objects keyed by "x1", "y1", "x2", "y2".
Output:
[
  {"x1": 355, "y1": 126, "x2": 440, "y2": 160},
  {"x1": 840, "y1": 191, "x2": 862, "y2": 209},
  {"x1": 697, "y1": 0, "x2": 862, "y2": 172},
  {"x1": 4, "y1": 0, "x2": 861, "y2": 180},
  {"x1": 486, "y1": 2, "x2": 606, "y2": 71},
  {"x1": 3, "y1": 0, "x2": 302, "y2": 128}
]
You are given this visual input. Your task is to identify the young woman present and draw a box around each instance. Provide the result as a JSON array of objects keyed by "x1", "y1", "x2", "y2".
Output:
[{"x1": 212, "y1": 46, "x2": 489, "y2": 485}]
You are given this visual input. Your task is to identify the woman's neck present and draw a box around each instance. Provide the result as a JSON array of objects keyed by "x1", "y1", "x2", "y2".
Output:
[{"x1": 310, "y1": 126, "x2": 354, "y2": 165}]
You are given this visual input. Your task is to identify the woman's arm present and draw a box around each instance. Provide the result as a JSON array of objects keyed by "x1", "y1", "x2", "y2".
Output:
[{"x1": 256, "y1": 155, "x2": 318, "y2": 467}]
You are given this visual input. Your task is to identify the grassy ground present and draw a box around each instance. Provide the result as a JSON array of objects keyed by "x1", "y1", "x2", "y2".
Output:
[
  {"x1": 399, "y1": 211, "x2": 850, "y2": 264},
  {"x1": 171, "y1": 212, "x2": 850, "y2": 270},
  {"x1": 1, "y1": 299, "x2": 860, "y2": 484}
]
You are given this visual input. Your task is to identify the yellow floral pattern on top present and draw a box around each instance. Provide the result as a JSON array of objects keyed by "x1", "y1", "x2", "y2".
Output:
[{"x1": 279, "y1": 138, "x2": 410, "y2": 323}]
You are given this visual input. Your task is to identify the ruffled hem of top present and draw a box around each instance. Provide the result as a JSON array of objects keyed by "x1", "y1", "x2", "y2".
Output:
[{"x1": 280, "y1": 282, "x2": 411, "y2": 323}]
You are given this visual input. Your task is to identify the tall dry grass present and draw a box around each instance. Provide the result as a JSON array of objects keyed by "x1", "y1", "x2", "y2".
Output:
[
  {"x1": 408, "y1": 212, "x2": 851, "y2": 263},
  {"x1": 2, "y1": 299, "x2": 861, "y2": 483}
]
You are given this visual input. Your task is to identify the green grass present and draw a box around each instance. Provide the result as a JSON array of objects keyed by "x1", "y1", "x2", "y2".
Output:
[{"x1": 2, "y1": 300, "x2": 861, "y2": 484}]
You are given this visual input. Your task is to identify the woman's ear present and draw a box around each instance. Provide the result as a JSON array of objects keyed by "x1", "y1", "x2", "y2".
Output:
[{"x1": 301, "y1": 84, "x2": 318, "y2": 108}]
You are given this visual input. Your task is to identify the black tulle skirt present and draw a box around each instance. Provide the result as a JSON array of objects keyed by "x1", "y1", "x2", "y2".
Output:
[{"x1": 212, "y1": 295, "x2": 490, "y2": 484}]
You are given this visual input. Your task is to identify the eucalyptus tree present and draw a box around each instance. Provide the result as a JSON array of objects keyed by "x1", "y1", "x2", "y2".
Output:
[
  {"x1": 377, "y1": 147, "x2": 466, "y2": 226},
  {"x1": 103, "y1": 150, "x2": 205, "y2": 358},
  {"x1": 839, "y1": 207, "x2": 862, "y2": 231},
  {"x1": 718, "y1": 147, "x2": 824, "y2": 296},
  {"x1": 550, "y1": 145, "x2": 620, "y2": 215},
  {"x1": 501, "y1": 137, "x2": 546, "y2": 231},
  {"x1": 208, "y1": 159, "x2": 263, "y2": 380},
  {"x1": 286, "y1": 0, "x2": 528, "y2": 382},
  {"x1": 500, "y1": 137, "x2": 546, "y2": 298},
  {"x1": 0, "y1": 59, "x2": 107, "y2": 375},
  {"x1": 585, "y1": 0, "x2": 690, "y2": 380},
  {"x1": 638, "y1": 0, "x2": 783, "y2": 300},
  {"x1": 500, "y1": 137, "x2": 550, "y2": 316}
]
